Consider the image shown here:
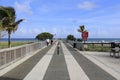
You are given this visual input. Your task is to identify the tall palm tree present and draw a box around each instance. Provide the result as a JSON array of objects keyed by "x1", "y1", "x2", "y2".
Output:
[
  {"x1": 0, "y1": 6, "x2": 24, "y2": 48},
  {"x1": 78, "y1": 25, "x2": 88, "y2": 42}
]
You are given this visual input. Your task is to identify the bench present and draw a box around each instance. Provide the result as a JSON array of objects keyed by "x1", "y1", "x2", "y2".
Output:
[{"x1": 110, "y1": 42, "x2": 120, "y2": 58}]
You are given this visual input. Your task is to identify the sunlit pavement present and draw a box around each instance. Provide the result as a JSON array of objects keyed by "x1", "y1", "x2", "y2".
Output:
[{"x1": 0, "y1": 41, "x2": 119, "y2": 80}]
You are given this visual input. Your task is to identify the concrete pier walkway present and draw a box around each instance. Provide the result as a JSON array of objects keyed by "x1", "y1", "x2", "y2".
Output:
[{"x1": 0, "y1": 41, "x2": 119, "y2": 80}]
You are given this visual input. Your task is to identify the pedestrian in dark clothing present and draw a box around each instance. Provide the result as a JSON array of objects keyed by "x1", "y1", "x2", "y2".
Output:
[
  {"x1": 51, "y1": 40, "x2": 53, "y2": 45},
  {"x1": 57, "y1": 42, "x2": 60, "y2": 55}
]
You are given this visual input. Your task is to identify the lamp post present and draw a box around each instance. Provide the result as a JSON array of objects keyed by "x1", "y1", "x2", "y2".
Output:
[{"x1": 54, "y1": 33, "x2": 56, "y2": 40}]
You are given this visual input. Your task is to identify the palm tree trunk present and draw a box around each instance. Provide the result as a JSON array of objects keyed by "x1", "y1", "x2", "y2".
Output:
[{"x1": 8, "y1": 31, "x2": 11, "y2": 48}]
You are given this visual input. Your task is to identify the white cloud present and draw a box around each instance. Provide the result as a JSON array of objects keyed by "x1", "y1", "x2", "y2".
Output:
[
  {"x1": 13, "y1": 25, "x2": 79, "y2": 38},
  {"x1": 89, "y1": 27, "x2": 120, "y2": 38},
  {"x1": 38, "y1": 3, "x2": 73, "y2": 14},
  {"x1": 77, "y1": 1, "x2": 96, "y2": 10},
  {"x1": 14, "y1": 0, "x2": 33, "y2": 15},
  {"x1": 39, "y1": 5, "x2": 50, "y2": 13}
]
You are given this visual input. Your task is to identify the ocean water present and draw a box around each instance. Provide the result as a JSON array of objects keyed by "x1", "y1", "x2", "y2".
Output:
[
  {"x1": 0, "y1": 38, "x2": 120, "y2": 43},
  {"x1": 87, "y1": 38, "x2": 120, "y2": 43}
]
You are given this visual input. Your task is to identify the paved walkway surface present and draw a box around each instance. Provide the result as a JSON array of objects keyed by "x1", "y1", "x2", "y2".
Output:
[{"x1": 0, "y1": 41, "x2": 120, "y2": 80}]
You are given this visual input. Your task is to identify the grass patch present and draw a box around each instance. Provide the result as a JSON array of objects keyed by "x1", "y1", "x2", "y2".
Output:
[
  {"x1": 0, "y1": 41, "x2": 33, "y2": 49},
  {"x1": 85, "y1": 44, "x2": 111, "y2": 52}
]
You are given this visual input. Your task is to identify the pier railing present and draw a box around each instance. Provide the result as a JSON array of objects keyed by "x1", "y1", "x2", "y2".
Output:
[
  {"x1": 67, "y1": 40, "x2": 120, "y2": 52},
  {"x1": 0, "y1": 41, "x2": 46, "y2": 69}
]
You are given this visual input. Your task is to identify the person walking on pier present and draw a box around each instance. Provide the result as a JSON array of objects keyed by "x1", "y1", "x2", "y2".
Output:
[
  {"x1": 46, "y1": 39, "x2": 50, "y2": 46},
  {"x1": 51, "y1": 39, "x2": 53, "y2": 45},
  {"x1": 57, "y1": 42, "x2": 60, "y2": 55}
]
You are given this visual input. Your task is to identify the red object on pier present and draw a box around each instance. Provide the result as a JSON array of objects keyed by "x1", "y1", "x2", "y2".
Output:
[{"x1": 82, "y1": 31, "x2": 88, "y2": 41}]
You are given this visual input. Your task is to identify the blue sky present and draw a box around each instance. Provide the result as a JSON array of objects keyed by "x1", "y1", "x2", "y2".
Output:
[{"x1": 0, "y1": 0, "x2": 120, "y2": 38}]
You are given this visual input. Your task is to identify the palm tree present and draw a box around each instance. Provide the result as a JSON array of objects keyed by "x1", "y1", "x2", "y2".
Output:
[
  {"x1": 78, "y1": 25, "x2": 88, "y2": 42},
  {"x1": 0, "y1": 6, "x2": 24, "y2": 48}
]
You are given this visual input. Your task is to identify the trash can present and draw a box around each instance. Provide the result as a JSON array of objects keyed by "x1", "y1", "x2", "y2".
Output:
[{"x1": 73, "y1": 42, "x2": 76, "y2": 48}]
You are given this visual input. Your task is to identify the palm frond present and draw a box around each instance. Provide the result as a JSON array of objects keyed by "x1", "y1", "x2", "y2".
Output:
[
  {"x1": 0, "y1": 6, "x2": 16, "y2": 22},
  {"x1": 77, "y1": 29, "x2": 82, "y2": 32},
  {"x1": 14, "y1": 19, "x2": 24, "y2": 26},
  {"x1": 80, "y1": 25, "x2": 85, "y2": 32},
  {"x1": 12, "y1": 19, "x2": 24, "y2": 32}
]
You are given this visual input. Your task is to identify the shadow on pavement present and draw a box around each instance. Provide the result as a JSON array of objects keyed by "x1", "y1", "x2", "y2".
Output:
[{"x1": 0, "y1": 76, "x2": 21, "y2": 80}]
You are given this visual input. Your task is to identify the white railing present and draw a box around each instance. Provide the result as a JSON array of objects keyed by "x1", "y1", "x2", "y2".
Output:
[{"x1": 0, "y1": 41, "x2": 46, "y2": 69}]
